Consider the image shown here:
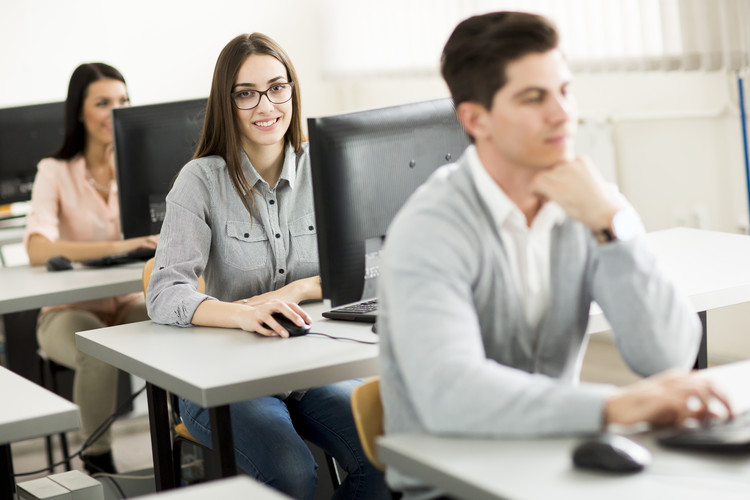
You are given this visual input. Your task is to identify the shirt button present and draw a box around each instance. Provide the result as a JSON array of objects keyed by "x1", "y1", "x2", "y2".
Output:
[
  {"x1": 308, "y1": 225, "x2": 314, "y2": 231},
  {"x1": 279, "y1": 269, "x2": 285, "y2": 274},
  {"x1": 275, "y1": 233, "x2": 281, "y2": 238},
  {"x1": 269, "y1": 199, "x2": 275, "y2": 205},
  {"x1": 244, "y1": 233, "x2": 249, "y2": 238}
]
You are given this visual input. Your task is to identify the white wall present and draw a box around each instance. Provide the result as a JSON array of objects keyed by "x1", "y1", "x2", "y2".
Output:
[
  {"x1": 4, "y1": 1, "x2": 748, "y2": 233},
  {"x1": 3, "y1": 1, "x2": 750, "y2": 357}
]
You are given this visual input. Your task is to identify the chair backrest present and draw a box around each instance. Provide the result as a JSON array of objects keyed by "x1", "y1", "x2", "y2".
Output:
[
  {"x1": 351, "y1": 377, "x2": 385, "y2": 470},
  {"x1": 142, "y1": 257, "x2": 205, "y2": 295}
]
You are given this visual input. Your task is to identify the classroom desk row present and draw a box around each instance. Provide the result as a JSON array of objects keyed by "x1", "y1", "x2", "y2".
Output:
[{"x1": 3, "y1": 227, "x2": 750, "y2": 498}]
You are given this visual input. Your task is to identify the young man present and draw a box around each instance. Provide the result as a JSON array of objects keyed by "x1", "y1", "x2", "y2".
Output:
[{"x1": 378, "y1": 12, "x2": 732, "y2": 498}]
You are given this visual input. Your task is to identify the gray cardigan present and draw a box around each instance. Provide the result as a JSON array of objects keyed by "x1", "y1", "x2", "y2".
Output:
[{"x1": 378, "y1": 147, "x2": 701, "y2": 496}]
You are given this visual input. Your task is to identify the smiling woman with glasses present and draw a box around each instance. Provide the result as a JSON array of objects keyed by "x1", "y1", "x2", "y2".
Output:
[{"x1": 145, "y1": 33, "x2": 389, "y2": 499}]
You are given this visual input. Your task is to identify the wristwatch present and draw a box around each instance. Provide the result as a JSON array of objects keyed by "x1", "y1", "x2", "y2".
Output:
[{"x1": 593, "y1": 208, "x2": 642, "y2": 243}]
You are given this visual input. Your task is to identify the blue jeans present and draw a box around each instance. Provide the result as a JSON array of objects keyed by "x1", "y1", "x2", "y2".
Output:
[{"x1": 179, "y1": 379, "x2": 389, "y2": 499}]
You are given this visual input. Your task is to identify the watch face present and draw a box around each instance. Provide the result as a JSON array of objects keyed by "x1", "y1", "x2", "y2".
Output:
[{"x1": 612, "y1": 209, "x2": 643, "y2": 242}]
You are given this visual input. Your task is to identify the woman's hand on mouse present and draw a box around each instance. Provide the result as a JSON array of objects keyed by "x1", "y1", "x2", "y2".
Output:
[
  {"x1": 604, "y1": 369, "x2": 733, "y2": 428},
  {"x1": 235, "y1": 299, "x2": 312, "y2": 338}
]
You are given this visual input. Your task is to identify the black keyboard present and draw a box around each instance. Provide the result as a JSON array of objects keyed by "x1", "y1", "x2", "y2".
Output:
[
  {"x1": 657, "y1": 411, "x2": 750, "y2": 452},
  {"x1": 81, "y1": 247, "x2": 156, "y2": 268},
  {"x1": 322, "y1": 298, "x2": 378, "y2": 323}
]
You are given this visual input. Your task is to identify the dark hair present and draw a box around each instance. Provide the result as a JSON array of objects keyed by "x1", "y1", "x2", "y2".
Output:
[
  {"x1": 54, "y1": 63, "x2": 126, "y2": 159},
  {"x1": 441, "y1": 11, "x2": 559, "y2": 109},
  {"x1": 193, "y1": 32, "x2": 304, "y2": 217}
]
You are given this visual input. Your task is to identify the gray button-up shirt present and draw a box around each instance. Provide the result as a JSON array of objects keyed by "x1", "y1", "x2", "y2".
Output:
[{"x1": 147, "y1": 142, "x2": 318, "y2": 327}]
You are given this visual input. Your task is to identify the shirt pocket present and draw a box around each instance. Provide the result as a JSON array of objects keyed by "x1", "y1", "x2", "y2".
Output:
[
  {"x1": 289, "y1": 213, "x2": 318, "y2": 263},
  {"x1": 224, "y1": 221, "x2": 269, "y2": 270}
]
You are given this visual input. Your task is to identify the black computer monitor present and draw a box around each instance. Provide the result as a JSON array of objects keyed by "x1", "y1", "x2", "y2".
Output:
[
  {"x1": 0, "y1": 102, "x2": 65, "y2": 205},
  {"x1": 308, "y1": 97, "x2": 470, "y2": 307},
  {"x1": 113, "y1": 98, "x2": 207, "y2": 238}
]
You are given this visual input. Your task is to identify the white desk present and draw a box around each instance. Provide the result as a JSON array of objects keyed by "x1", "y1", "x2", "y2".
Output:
[
  {"x1": 378, "y1": 361, "x2": 750, "y2": 500},
  {"x1": 0, "y1": 263, "x2": 143, "y2": 315},
  {"x1": 0, "y1": 226, "x2": 24, "y2": 247},
  {"x1": 378, "y1": 433, "x2": 750, "y2": 500},
  {"x1": 587, "y1": 228, "x2": 750, "y2": 368},
  {"x1": 0, "y1": 365, "x2": 80, "y2": 498},
  {"x1": 76, "y1": 302, "x2": 378, "y2": 491},
  {"x1": 135, "y1": 476, "x2": 290, "y2": 499}
]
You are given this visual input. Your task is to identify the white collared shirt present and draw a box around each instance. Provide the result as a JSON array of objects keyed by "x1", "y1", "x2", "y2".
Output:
[{"x1": 467, "y1": 146, "x2": 566, "y2": 329}]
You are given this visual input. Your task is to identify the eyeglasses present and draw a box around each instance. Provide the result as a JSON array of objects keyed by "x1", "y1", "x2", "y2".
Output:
[{"x1": 230, "y1": 82, "x2": 294, "y2": 110}]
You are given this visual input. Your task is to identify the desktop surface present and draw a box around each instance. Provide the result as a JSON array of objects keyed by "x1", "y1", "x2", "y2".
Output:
[
  {"x1": 75, "y1": 302, "x2": 379, "y2": 407},
  {"x1": 0, "y1": 365, "x2": 79, "y2": 444},
  {"x1": 587, "y1": 227, "x2": 750, "y2": 334},
  {"x1": 134, "y1": 476, "x2": 290, "y2": 499},
  {"x1": 379, "y1": 431, "x2": 750, "y2": 500},
  {"x1": 378, "y1": 360, "x2": 750, "y2": 500},
  {"x1": 0, "y1": 263, "x2": 143, "y2": 314}
]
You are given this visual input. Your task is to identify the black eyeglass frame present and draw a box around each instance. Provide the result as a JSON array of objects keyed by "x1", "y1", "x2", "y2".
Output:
[{"x1": 230, "y1": 82, "x2": 295, "y2": 110}]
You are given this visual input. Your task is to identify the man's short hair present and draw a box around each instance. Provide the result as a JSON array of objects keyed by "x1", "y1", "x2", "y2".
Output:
[{"x1": 441, "y1": 11, "x2": 559, "y2": 109}]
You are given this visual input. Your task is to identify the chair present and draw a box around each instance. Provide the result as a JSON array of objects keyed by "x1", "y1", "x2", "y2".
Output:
[{"x1": 351, "y1": 377, "x2": 385, "y2": 470}]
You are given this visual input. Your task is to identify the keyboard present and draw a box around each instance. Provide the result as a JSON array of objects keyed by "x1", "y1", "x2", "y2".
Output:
[
  {"x1": 322, "y1": 298, "x2": 378, "y2": 323},
  {"x1": 80, "y1": 247, "x2": 156, "y2": 268},
  {"x1": 657, "y1": 411, "x2": 750, "y2": 452}
]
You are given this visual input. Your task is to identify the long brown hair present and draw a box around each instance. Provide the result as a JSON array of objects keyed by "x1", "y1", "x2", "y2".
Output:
[
  {"x1": 55, "y1": 63, "x2": 127, "y2": 159},
  {"x1": 193, "y1": 33, "x2": 303, "y2": 216}
]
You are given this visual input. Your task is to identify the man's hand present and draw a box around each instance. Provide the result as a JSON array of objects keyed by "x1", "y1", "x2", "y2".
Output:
[
  {"x1": 605, "y1": 369, "x2": 733, "y2": 428},
  {"x1": 531, "y1": 156, "x2": 623, "y2": 230}
]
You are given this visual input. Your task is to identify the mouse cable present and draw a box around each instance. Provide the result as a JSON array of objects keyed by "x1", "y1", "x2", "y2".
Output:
[{"x1": 308, "y1": 332, "x2": 378, "y2": 345}]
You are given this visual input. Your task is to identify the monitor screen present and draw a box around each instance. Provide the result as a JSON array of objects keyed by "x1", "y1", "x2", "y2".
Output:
[
  {"x1": 0, "y1": 102, "x2": 64, "y2": 206},
  {"x1": 308, "y1": 97, "x2": 470, "y2": 307},
  {"x1": 113, "y1": 98, "x2": 207, "y2": 239}
]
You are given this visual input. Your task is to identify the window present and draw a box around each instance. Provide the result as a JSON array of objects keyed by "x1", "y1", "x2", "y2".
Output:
[{"x1": 321, "y1": 0, "x2": 750, "y2": 77}]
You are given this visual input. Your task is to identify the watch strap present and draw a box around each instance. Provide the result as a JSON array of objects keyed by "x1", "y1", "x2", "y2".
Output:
[{"x1": 593, "y1": 227, "x2": 615, "y2": 244}]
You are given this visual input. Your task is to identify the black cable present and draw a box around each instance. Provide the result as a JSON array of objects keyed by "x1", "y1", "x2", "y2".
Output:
[
  {"x1": 308, "y1": 332, "x2": 378, "y2": 345},
  {"x1": 13, "y1": 384, "x2": 147, "y2": 478},
  {"x1": 98, "y1": 473, "x2": 127, "y2": 499}
]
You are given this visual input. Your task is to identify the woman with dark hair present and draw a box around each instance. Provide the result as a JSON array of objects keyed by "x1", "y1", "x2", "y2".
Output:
[
  {"x1": 24, "y1": 62, "x2": 158, "y2": 474},
  {"x1": 147, "y1": 34, "x2": 388, "y2": 499}
]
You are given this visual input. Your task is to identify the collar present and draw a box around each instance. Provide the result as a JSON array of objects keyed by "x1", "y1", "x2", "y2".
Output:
[
  {"x1": 73, "y1": 154, "x2": 119, "y2": 194},
  {"x1": 466, "y1": 145, "x2": 565, "y2": 232},
  {"x1": 240, "y1": 143, "x2": 297, "y2": 190}
]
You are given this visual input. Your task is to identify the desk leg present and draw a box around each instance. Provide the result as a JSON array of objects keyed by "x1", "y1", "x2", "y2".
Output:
[
  {"x1": 209, "y1": 405, "x2": 237, "y2": 477},
  {"x1": 146, "y1": 383, "x2": 177, "y2": 491},
  {"x1": 693, "y1": 311, "x2": 708, "y2": 370},
  {"x1": 1, "y1": 443, "x2": 14, "y2": 499}
]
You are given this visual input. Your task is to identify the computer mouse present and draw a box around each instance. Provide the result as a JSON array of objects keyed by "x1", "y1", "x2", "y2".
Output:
[
  {"x1": 572, "y1": 434, "x2": 651, "y2": 473},
  {"x1": 270, "y1": 312, "x2": 311, "y2": 337},
  {"x1": 46, "y1": 255, "x2": 73, "y2": 272}
]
